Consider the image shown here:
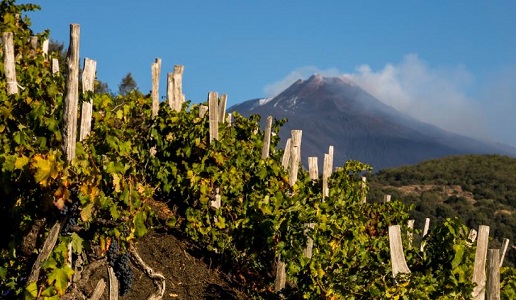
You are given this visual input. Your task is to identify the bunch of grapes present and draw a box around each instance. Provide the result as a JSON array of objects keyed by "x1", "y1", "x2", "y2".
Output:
[
  {"x1": 61, "y1": 201, "x2": 80, "y2": 234},
  {"x1": 107, "y1": 240, "x2": 119, "y2": 267},
  {"x1": 115, "y1": 253, "x2": 134, "y2": 296},
  {"x1": 107, "y1": 240, "x2": 134, "y2": 296}
]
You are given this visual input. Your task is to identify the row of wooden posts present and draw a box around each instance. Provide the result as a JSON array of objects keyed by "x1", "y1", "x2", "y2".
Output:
[{"x1": 2, "y1": 24, "x2": 511, "y2": 300}]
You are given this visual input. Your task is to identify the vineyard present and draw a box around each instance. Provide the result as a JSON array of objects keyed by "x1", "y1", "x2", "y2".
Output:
[{"x1": 0, "y1": 2, "x2": 515, "y2": 299}]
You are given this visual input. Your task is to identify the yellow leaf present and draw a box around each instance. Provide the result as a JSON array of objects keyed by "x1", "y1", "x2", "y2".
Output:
[
  {"x1": 112, "y1": 173, "x2": 121, "y2": 192},
  {"x1": 31, "y1": 153, "x2": 61, "y2": 186},
  {"x1": 14, "y1": 155, "x2": 29, "y2": 169},
  {"x1": 80, "y1": 203, "x2": 94, "y2": 222}
]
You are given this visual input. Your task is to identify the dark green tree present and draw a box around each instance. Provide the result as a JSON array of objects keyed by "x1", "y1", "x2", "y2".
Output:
[{"x1": 118, "y1": 72, "x2": 139, "y2": 96}]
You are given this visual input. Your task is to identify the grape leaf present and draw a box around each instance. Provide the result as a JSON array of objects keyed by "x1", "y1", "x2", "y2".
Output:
[
  {"x1": 46, "y1": 264, "x2": 74, "y2": 295},
  {"x1": 14, "y1": 155, "x2": 29, "y2": 169}
]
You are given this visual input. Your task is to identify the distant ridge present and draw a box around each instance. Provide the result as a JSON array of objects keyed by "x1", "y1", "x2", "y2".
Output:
[{"x1": 229, "y1": 74, "x2": 516, "y2": 171}]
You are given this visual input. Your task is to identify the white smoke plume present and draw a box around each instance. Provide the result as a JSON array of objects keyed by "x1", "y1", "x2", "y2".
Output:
[{"x1": 263, "y1": 55, "x2": 516, "y2": 145}]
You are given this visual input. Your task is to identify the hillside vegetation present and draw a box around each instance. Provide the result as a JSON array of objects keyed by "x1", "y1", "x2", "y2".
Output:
[{"x1": 369, "y1": 154, "x2": 516, "y2": 266}]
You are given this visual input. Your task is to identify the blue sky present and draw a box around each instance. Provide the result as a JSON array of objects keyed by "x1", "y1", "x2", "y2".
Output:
[{"x1": 20, "y1": 1, "x2": 516, "y2": 146}]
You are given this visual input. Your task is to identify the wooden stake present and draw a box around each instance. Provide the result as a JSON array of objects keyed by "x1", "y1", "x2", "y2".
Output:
[
  {"x1": 42, "y1": 39, "x2": 49, "y2": 56},
  {"x1": 281, "y1": 138, "x2": 292, "y2": 170},
  {"x1": 26, "y1": 222, "x2": 62, "y2": 286},
  {"x1": 303, "y1": 223, "x2": 315, "y2": 258},
  {"x1": 499, "y1": 238, "x2": 509, "y2": 268},
  {"x1": 472, "y1": 225, "x2": 490, "y2": 300},
  {"x1": 388, "y1": 225, "x2": 411, "y2": 277},
  {"x1": 407, "y1": 219, "x2": 415, "y2": 248},
  {"x1": 289, "y1": 130, "x2": 302, "y2": 187},
  {"x1": 420, "y1": 218, "x2": 431, "y2": 251},
  {"x1": 2, "y1": 32, "x2": 18, "y2": 94},
  {"x1": 208, "y1": 91, "x2": 219, "y2": 143},
  {"x1": 308, "y1": 157, "x2": 318, "y2": 180},
  {"x1": 218, "y1": 94, "x2": 227, "y2": 124},
  {"x1": 261, "y1": 116, "x2": 273, "y2": 159},
  {"x1": 199, "y1": 105, "x2": 208, "y2": 118},
  {"x1": 328, "y1": 145, "x2": 334, "y2": 175},
  {"x1": 52, "y1": 58, "x2": 59, "y2": 75},
  {"x1": 151, "y1": 58, "x2": 161, "y2": 117},
  {"x1": 108, "y1": 266, "x2": 119, "y2": 300},
  {"x1": 29, "y1": 36, "x2": 38, "y2": 50},
  {"x1": 384, "y1": 194, "x2": 391, "y2": 202},
  {"x1": 89, "y1": 279, "x2": 106, "y2": 300},
  {"x1": 467, "y1": 229, "x2": 478, "y2": 246},
  {"x1": 322, "y1": 154, "x2": 331, "y2": 199},
  {"x1": 274, "y1": 258, "x2": 286, "y2": 292},
  {"x1": 168, "y1": 65, "x2": 184, "y2": 111},
  {"x1": 79, "y1": 58, "x2": 96, "y2": 141},
  {"x1": 226, "y1": 112, "x2": 232, "y2": 125},
  {"x1": 63, "y1": 24, "x2": 80, "y2": 161},
  {"x1": 486, "y1": 249, "x2": 500, "y2": 300}
]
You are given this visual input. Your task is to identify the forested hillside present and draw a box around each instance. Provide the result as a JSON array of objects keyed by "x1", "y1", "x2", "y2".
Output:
[{"x1": 369, "y1": 154, "x2": 516, "y2": 266}]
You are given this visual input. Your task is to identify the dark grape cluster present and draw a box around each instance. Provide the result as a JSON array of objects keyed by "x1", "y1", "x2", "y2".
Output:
[
  {"x1": 107, "y1": 240, "x2": 119, "y2": 267},
  {"x1": 115, "y1": 253, "x2": 134, "y2": 296},
  {"x1": 107, "y1": 240, "x2": 134, "y2": 296},
  {"x1": 61, "y1": 201, "x2": 80, "y2": 234}
]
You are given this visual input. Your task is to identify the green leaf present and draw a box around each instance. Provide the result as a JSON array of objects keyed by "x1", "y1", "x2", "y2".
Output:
[
  {"x1": 70, "y1": 233, "x2": 84, "y2": 254},
  {"x1": 134, "y1": 210, "x2": 148, "y2": 237},
  {"x1": 46, "y1": 264, "x2": 74, "y2": 295},
  {"x1": 25, "y1": 282, "x2": 39, "y2": 299}
]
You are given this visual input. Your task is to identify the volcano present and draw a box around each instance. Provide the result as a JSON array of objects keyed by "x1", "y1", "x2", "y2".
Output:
[{"x1": 229, "y1": 74, "x2": 516, "y2": 171}]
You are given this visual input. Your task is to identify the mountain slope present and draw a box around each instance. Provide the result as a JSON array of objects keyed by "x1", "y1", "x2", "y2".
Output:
[
  {"x1": 368, "y1": 154, "x2": 516, "y2": 266},
  {"x1": 229, "y1": 74, "x2": 516, "y2": 171}
]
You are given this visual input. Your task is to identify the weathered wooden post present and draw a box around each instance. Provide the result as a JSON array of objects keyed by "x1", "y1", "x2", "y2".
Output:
[
  {"x1": 261, "y1": 116, "x2": 273, "y2": 159},
  {"x1": 218, "y1": 94, "x2": 227, "y2": 124},
  {"x1": 79, "y1": 58, "x2": 96, "y2": 141},
  {"x1": 2, "y1": 32, "x2": 18, "y2": 94},
  {"x1": 29, "y1": 36, "x2": 38, "y2": 50},
  {"x1": 407, "y1": 219, "x2": 415, "y2": 248},
  {"x1": 226, "y1": 112, "x2": 232, "y2": 125},
  {"x1": 151, "y1": 58, "x2": 161, "y2": 117},
  {"x1": 42, "y1": 39, "x2": 49, "y2": 56},
  {"x1": 420, "y1": 217, "x2": 431, "y2": 251},
  {"x1": 468, "y1": 229, "x2": 478, "y2": 246},
  {"x1": 328, "y1": 145, "x2": 334, "y2": 173},
  {"x1": 210, "y1": 187, "x2": 221, "y2": 209},
  {"x1": 90, "y1": 279, "x2": 106, "y2": 300},
  {"x1": 167, "y1": 65, "x2": 185, "y2": 111},
  {"x1": 322, "y1": 154, "x2": 330, "y2": 199},
  {"x1": 388, "y1": 225, "x2": 411, "y2": 278},
  {"x1": 288, "y1": 130, "x2": 302, "y2": 187},
  {"x1": 275, "y1": 130, "x2": 302, "y2": 292},
  {"x1": 63, "y1": 23, "x2": 80, "y2": 161},
  {"x1": 499, "y1": 238, "x2": 509, "y2": 267},
  {"x1": 52, "y1": 58, "x2": 59, "y2": 75},
  {"x1": 281, "y1": 138, "x2": 292, "y2": 170},
  {"x1": 486, "y1": 249, "x2": 500, "y2": 300},
  {"x1": 108, "y1": 265, "x2": 119, "y2": 299},
  {"x1": 384, "y1": 194, "x2": 392, "y2": 202},
  {"x1": 303, "y1": 223, "x2": 315, "y2": 258},
  {"x1": 472, "y1": 225, "x2": 490, "y2": 300},
  {"x1": 308, "y1": 157, "x2": 318, "y2": 180},
  {"x1": 208, "y1": 92, "x2": 219, "y2": 143},
  {"x1": 26, "y1": 24, "x2": 80, "y2": 289},
  {"x1": 199, "y1": 105, "x2": 208, "y2": 118}
]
